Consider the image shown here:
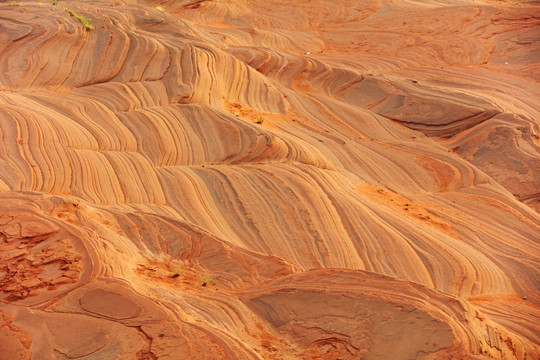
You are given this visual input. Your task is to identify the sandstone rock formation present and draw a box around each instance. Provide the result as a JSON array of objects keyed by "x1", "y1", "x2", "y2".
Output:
[{"x1": 0, "y1": 0, "x2": 539, "y2": 358}]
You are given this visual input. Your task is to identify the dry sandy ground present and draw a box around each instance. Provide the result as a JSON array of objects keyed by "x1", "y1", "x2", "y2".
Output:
[{"x1": 0, "y1": 0, "x2": 539, "y2": 358}]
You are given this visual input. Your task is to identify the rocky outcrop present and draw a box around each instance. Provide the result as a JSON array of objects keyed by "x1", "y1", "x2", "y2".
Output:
[{"x1": 0, "y1": 0, "x2": 539, "y2": 358}]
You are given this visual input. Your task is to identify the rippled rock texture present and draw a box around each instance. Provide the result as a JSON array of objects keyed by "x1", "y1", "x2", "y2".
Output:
[{"x1": 0, "y1": 0, "x2": 539, "y2": 358}]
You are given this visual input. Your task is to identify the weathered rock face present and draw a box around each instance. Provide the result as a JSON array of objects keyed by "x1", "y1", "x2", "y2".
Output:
[{"x1": 0, "y1": 0, "x2": 539, "y2": 358}]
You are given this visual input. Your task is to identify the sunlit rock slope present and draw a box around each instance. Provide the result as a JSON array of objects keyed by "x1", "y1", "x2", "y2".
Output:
[{"x1": 0, "y1": 0, "x2": 539, "y2": 358}]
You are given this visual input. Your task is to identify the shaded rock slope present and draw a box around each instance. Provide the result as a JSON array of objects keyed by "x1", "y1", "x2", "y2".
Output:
[{"x1": 0, "y1": 0, "x2": 539, "y2": 358}]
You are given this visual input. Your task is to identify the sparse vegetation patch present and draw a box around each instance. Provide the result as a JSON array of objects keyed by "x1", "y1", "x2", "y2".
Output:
[
  {"x1": 171, "y1": 266, "x2": 186, "y2": 278},
  {"x1": 200, "y1": 276, "x2": 213, "y2": 287},
  {"x1": 64, "y1": 8, "x2": 94, "y2": 30}
]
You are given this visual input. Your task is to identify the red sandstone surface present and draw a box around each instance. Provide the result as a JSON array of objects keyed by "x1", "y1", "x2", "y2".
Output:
[{"x1": 0, "y1": 0, "x2": 539, "y2": 358}]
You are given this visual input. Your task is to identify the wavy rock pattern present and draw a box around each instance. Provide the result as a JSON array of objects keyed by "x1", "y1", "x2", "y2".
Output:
[{"x1": 0, "y1": 0, "x2": 539, "y2": 359}]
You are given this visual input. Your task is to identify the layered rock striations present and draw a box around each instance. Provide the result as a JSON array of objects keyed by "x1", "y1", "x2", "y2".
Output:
[{"x1": 0, "y1": 0, "x2": 539, "y2": 358}]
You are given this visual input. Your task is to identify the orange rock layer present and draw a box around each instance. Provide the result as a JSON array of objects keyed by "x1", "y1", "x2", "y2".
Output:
[{"x1": 0, "y1": 0, "x2": 539, "y2": 359}]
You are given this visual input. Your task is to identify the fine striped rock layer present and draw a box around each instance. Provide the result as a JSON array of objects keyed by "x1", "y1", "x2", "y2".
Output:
[{"x1": 0, "y1": 0, "x2": 539, "y2": 359}]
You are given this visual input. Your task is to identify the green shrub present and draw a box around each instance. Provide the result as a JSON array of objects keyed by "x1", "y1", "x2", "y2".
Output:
[
  {"x1": 171, "y1": 266, "x2": 185, "y2": 278},
  {"x1": 64, "y1": 8, "x2": 94, "y2": 30},
  {"x1": 200, "y1": 276, "x2": 212, "y2": 287}
]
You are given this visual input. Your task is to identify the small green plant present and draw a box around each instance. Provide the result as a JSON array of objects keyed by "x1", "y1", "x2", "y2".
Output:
[
  {"x1": 51, "y1": 0, "x2": 58, "y2": 5},
  {"x1": 171, "y1": 266, "x2": 185, "y2": 278},
  {"x1": 8, "y1": 2, "x2": 21, "y2": 6},
  {"x1": 37, "y1": 2, "x2": 45, "y2": 6},
  {"x1": 200, "y1": 276, "x2": 212, "y2": 287},
  {"x1": 64, "y1": 8, "x2": 94, "y2": 30},
  {"x1": 257, "y1": 116, "x2": 264, "y2": 124}
]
